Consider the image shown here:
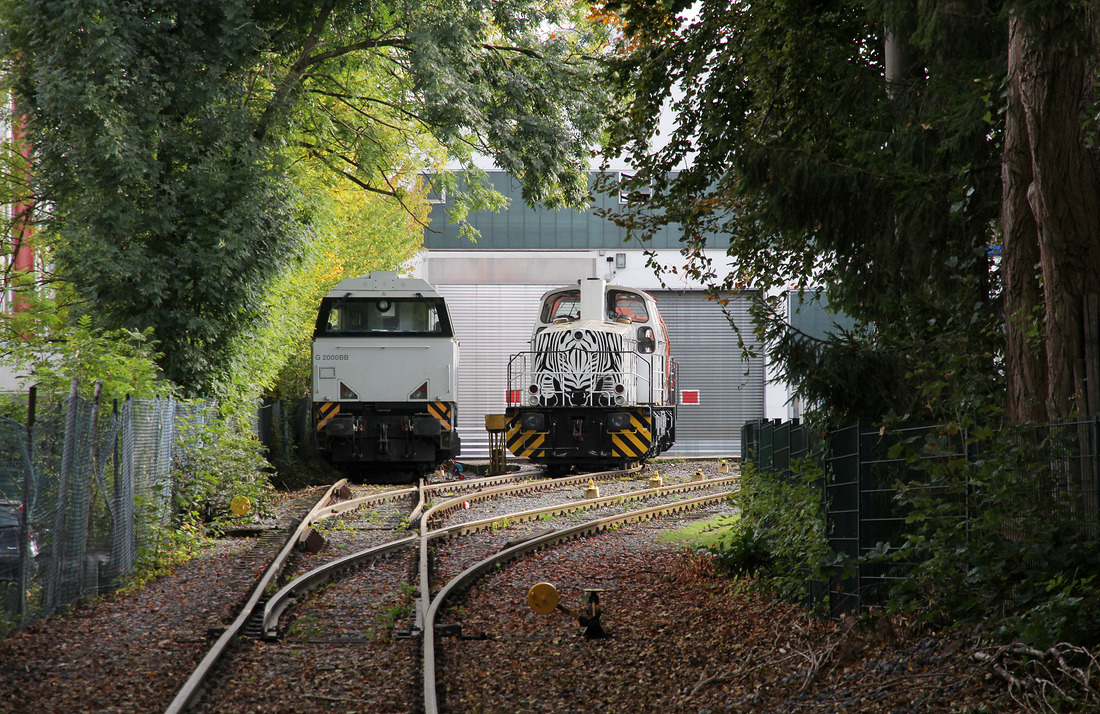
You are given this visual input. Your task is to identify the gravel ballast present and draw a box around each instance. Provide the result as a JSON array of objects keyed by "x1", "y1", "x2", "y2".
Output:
[{"x1": 0, "y1": 461, "x2": 1014, "y2": 712}]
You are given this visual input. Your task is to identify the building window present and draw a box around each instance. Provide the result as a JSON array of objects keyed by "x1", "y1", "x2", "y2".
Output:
[
  {"x1": 422, "y1": 174, "x2": 447, "y2": 204},
  {"x1": 618, "y1": 172, "x2": 652, "y2": 205}
]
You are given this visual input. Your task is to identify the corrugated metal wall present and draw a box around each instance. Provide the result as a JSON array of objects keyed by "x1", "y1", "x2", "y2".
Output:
[
  {"x1": 651, "y1": 290, "x2": 765, "y2": 456},
  {"x1": 437, "y1": 284, "x2": 764, "y2": 459},
  {"x1": 437, "y1": 284, "x2": 551, "y2": 457}
]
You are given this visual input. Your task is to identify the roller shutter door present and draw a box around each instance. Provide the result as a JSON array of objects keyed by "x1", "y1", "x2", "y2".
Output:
[
  {"x1": 436, "y1": 284, "x2": 553, "y2": 458},
  {"x1": 652, "y1": 290, "x2": 765, "y2": 456}
]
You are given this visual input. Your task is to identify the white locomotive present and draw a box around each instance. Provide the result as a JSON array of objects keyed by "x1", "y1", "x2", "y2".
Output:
[
  {"x1": 506, "y1": 278, "x2": 677, "y2": 470},
  {"x1": 311, "y1": 271, "x2": 460, "y2": 479}
]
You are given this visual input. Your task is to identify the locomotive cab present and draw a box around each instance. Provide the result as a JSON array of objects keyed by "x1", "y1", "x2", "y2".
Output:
[
  {"x1": 506, "y1": 278, "x2": 677, "y2": 470},
  {"x1": 311, "y1": 272, "x2": 460, "y2": 481}
]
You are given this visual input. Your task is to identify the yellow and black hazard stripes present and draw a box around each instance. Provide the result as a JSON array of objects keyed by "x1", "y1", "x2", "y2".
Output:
[
  {"x1": 314, "y1": 401, "x2": 340, "y2": 432},
  {"x1": 506, "y1": 416, "x2": 546, "y2": 459},
  {"x1": 427, "y1": 401, "x2": 455, "y2": 431},
  {"x1": 506, "y1": 408, "x2": 656, "y2": 461},
  {"x1": 609, "y1": 409, "x2": 653, "y2": 459}
]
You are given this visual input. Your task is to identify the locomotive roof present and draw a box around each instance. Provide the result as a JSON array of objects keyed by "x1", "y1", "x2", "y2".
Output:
[
  {"x1": 325, "y1": 271, "x2": 442, "y2": 298},
  {"x1": 538, "y1": 282, "x2": 654, "y2": 300}
]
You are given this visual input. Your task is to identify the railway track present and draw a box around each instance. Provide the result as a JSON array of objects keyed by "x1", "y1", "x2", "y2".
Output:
[{"x1": 164, "y1": 462, "x2": 739, "y2": 713}]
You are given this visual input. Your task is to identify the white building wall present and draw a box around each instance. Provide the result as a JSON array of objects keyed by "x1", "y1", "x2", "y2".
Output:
[{"x1": 408, "y1": 249, "x2": 788, "y2": 459}]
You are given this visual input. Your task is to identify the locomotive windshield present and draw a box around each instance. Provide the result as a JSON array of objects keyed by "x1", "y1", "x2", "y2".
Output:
[
  {"x1": 540, "y1": 290, "x2": 581, "y2": 322},
  {"x1": 539, "y1": 288, "x2": 651, "y2": 324},
  {"x1": 314, "y1": 295, "x2": 454, "y2": 337},
  {"x1": 606, "y1": 290, "x2": 650, "y2": 323}
]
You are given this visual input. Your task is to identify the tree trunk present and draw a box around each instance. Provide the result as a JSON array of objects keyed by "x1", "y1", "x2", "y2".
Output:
[
  {"x1": 1001, "y1": 16, "x2": 1049, "y2": 423},
  {"x1": 1006, "y1": 10, "x2": 1100, "y2": 421}
]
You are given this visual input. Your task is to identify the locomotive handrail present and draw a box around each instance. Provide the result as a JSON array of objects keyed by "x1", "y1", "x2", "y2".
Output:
[{"x1": 506, "y1": 349, "x2": 671, "y2": 408}]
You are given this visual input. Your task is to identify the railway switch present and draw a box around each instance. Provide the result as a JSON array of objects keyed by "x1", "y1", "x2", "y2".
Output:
[{"x1": 527, "y1": 582, "x2": 608, "y2": 639}]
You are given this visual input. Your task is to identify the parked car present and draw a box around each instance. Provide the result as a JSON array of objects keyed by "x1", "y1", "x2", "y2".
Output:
[{"x1": 0, "y1": 500, "x2": 36, "y2": 582}]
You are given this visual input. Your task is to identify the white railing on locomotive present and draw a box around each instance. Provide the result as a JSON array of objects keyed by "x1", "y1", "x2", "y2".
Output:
[
  {"x1": 509, "y1": 349, "x2": 649, "y2": 407},
  {"x1": 506, "y1": 352, "x2": 531, "y2": 407},
  {"x1": 636, "y1": 351, "x2": 671, "y2": 405}
]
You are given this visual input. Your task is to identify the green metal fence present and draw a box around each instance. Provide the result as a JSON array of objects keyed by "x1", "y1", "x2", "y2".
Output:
[{"x1": 741, "y1": 417, "x2": 1100, "y2": 617}]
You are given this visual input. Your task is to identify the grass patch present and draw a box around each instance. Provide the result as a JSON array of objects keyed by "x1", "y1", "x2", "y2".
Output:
[{"x1": 659, "y1": 513, "x2": 740, "y2": 550}]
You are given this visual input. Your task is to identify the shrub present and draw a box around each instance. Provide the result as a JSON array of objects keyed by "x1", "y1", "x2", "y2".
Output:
[
  {"x1": 883, "y1": 420, "x2": 1100, "y2": 648},
  {"x1": 706, "y1": 458, "x2": 831, "y2": 601},
  {"x1": 172, "y1": 406, "x2": 273, "y2": 536}
]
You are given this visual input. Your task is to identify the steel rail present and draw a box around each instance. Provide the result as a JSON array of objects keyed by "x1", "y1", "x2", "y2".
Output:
[
  {"x1": 310, "y1": 486, "x2": 417, "y2": 524},
  {"x1": 415, "y1": 467, "x2": 639, "y2": 632},
  {"x1": 421, "y1": 488, "x2": 737, "y2": 714},
  {"x1": 261, "y1": 534, "x2": 418, "y2": 639},
  {"x1": 426, "y1": 475, "x2": 739, "y2": 539},
  {"x1": 163, "y1": 479, "x2": 355, "y2": 714},
  {"x1": 422, "y1": 465, "x2": 642, "y2": 526},
  {"x1": 421, "y1": 466, "x2": 541, "y2": 497},
  {"x1": 261, "y1": 468, "x2": 678, "y2": 643}
]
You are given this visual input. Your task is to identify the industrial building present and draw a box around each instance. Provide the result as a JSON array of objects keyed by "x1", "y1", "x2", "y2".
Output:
[{"x1": 410, "y1": 171, "x2": 790, "y2": 459}]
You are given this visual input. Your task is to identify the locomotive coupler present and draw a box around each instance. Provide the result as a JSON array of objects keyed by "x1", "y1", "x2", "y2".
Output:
[{"x1": 378, "y1": 422, "x2": 389, "y2": 455}]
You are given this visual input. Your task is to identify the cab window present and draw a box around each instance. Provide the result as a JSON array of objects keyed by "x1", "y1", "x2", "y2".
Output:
[
  {"x1": 606, "y1": 290, "x2": 649, "y2": 323},
  {"x1": 315, "y1": 297, "x2": 453, "y2": 337},
  {"x1": 540, "y1": 290, "x2": 581, "y2": 322}
]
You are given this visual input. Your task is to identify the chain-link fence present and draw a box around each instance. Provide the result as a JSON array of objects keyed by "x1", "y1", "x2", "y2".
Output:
[{"x1": 0, "y1": 392, "x2": 215, "y2": 634}]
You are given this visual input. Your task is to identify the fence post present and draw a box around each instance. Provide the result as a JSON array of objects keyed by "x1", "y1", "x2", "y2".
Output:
[
  {"x1": 17, "y1": 386, "x2": 37, "y2": 622},
  {"x1": 79, "y1": 382, "x2": 103, "y2": 599},
  {"x1": 1093, "y1": 415, "x2": 1100, "y2": 526},
  {"x1": 46, "y1": 378, "x2": 79, "y2": 611}
]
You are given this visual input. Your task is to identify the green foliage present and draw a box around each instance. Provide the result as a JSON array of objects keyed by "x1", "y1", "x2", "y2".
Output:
[
  {"x1": 171, "y1": 407, "x2": 273, "y2": 535},
  {"x1": 702, "y1": 522, "x2": 773, "y2": 579},
  {"x1": 0, "y1": 282, "x2": 170, "y2": 403},
  {"x1": 2, "y1": 0, "x2": 305, "y2": 395},
  {"x1": 597, "y1": 0, "x2": 1005, "y2": 424},
  {"x1": 2, "y1": 0, "x2": 613, "y2": 398},
  {"x1": 706, "y1": 459, "x2": 831, "y2": 600},
  {"x1": 879, "y1": 419, "x2": 1100, "y2": 648}
]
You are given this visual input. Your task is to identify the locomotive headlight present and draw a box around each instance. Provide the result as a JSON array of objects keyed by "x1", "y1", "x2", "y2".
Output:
[
  {"x1": 615, "y1": 394, "x2": 627, "y2": 405},
  {"x1": 614, "y1": 384, "x2": 625, "y2": 394},
  {"x1": 528, "y1": 395, "x2": 540, "y2": 405},
  {"x1": 528, "y1": 384, "x2": 539, "y2": 393}
]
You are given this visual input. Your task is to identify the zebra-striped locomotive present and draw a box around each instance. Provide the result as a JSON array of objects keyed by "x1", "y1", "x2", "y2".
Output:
[
  {"x1": 311, "y1": 272, "x2": 460, "y2": 481},
  {"x1": 506, "y1": 278, "x2": 677, "y2": 470}
]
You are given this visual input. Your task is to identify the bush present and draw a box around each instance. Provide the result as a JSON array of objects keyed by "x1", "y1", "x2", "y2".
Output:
[
  {"x1": 706, "y1": 458, "x2": 831, "y2": 601},
  {"x1": 172, "y1": 406, "x2": 273, "y2": 535},
  {"x1": 883, "y1": 420, "x2": 1100, "y2": 648}
]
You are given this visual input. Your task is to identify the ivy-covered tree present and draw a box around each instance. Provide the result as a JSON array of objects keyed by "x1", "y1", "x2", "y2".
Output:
[
  {"x1": 1001, "y1": 4, "x2": 1100, "y2": 422},
  {"x1": 1, "y1": 0, "x2": 612, "y2": 394}
]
